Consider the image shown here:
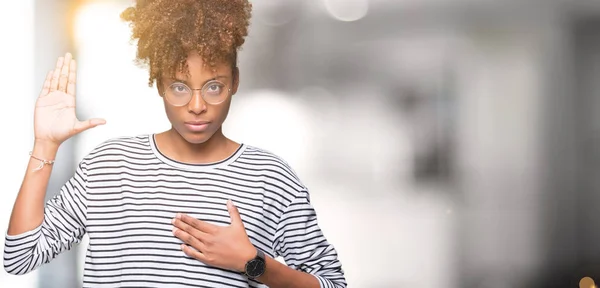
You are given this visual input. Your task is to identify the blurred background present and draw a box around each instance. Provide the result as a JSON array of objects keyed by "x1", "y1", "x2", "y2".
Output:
[{"x1": 2, "y1": 0, "x2": 600, "y2": 287}]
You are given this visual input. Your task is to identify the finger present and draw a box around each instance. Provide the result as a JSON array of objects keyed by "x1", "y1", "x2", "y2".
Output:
[
  {"x1": 178, "y1": 213, "x2": 218, "y2": 234},
  {"x1": 181, "y1": 244, "x2": 208, "y2": 262},
  {"x1": 66, "y1": 59, "x2": 77, "y2": 96},
  {"x1": 172, "y1": 218, "x2": 210, "y2": 242},
  {"x1": 39, "y1": 71, "x2": 53, "y2": 98},
  {"x1": 73, "y1": 118, "x2": 106, "y2": 134},
  {"x1": 58, "y1": 53, "x2": 72, "y2": 92},
  {"x1": 50, "y1": 57, "x2": 64, "y2": 92},
  {"x1": 226, "y1": 200, "x2": 244, "y2": 227},
  {"x1": 173, "y1": 228, "x2": 206, "y2": 251}
]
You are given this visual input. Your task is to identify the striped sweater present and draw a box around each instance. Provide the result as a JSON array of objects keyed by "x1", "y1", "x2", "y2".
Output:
[{"x1": 3, "y1": 134, "x2": 346, "y2": 287}]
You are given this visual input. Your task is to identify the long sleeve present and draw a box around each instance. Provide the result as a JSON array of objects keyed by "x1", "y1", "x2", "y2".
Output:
[
  {"x1": 273, "y1": 190, "x2": 346, "y2": 288},
  {"x1": 3, "y1": 162, "x2": 89, "y2": 275}
]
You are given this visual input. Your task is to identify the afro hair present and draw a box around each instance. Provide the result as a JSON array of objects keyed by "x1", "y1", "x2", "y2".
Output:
[{"x1": 120, "y1": 0, "x2": 252, "y2": 86}]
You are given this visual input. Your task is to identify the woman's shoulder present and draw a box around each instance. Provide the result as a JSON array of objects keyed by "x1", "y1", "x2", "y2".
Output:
[
  {"x1": 239, "y1": 144, "x2": 305, "y2": 185},
  {"x1": 241, "y1": 145, "x2": 292, "y2": 168}
]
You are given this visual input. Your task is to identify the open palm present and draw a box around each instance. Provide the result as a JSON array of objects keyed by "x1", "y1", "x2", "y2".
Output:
[{"x1": 34, "y1": 53, "x2": 105, "y2": 145}]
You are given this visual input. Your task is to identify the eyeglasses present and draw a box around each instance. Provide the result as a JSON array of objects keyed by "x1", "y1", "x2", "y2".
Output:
[{"x1": 162, "y1": 80, "x2": 232, "y2": 106}]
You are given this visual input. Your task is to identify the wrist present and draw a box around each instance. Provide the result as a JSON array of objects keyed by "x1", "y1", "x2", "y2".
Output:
[
  {"x1": 239, "y1": 246, "x2": 257, "y2": 272},
  {"x1": 32, "y1": 140, "x2": 60, "y2": 159}
]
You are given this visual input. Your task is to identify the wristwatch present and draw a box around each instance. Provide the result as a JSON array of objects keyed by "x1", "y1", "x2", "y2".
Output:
[{"x1": 244, "y1": 249, "x2": 266, "y2": 279}]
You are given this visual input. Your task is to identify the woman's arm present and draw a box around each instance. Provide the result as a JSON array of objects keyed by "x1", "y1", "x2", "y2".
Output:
[
  {"x1": 4, "y1": 52, "x2": 104, "y2": 275},
  {"x1": 9, "y1": 52, "x2": 103, "y2": 235},
  {"x1": 7, "y1": 140, "x2": 59, "y2": 235},
  {"x1": 255, "y1": 255, "x2": 321, "y2": 287},
  {"x1": 4, "y1": 159, "x2": 90, "y2": 275},
  {"x1": 269, "y1": 190, "x2": 346, "y2": 288}
]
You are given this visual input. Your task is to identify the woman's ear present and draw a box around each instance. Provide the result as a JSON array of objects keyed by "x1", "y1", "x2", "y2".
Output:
[{"x1": 231, "y1": 67, "x2": 240, "y2": 95}]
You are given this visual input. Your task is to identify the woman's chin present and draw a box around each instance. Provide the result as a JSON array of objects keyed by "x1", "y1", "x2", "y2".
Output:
[
  {"x1": 182, "y1": 133, "x2": 211, "y2": 144},
  {"x1": 174, "y1": 129, "x2": 212, "y2": 145}
]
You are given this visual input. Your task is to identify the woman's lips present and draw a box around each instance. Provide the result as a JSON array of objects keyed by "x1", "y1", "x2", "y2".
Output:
[{"x1": 184, "y1": 121, "x2": 210, "y2": 132}]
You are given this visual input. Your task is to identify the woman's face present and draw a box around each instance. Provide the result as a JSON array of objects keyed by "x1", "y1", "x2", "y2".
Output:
[{"x1": 159, "y1": 51, "x2": 239, "y2": 144}]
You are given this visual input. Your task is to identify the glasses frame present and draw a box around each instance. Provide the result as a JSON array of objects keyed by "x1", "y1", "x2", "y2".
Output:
[{"x1": 161, "y1": 79, "x2": 233, "y2": 107}]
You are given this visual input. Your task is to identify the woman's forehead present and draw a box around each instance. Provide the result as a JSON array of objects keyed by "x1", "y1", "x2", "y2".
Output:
[
  {"x1": 162, "y1": 64, "x2": 230, "y2": 79},
  {"x1": 170, "y1": 68, "x2": 230, "y2": 80},
  {"x1": 184, "y1": 51, "x2": 232, "y2": 69}
]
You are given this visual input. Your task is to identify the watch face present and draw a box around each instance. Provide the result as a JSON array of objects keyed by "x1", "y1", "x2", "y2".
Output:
[{"x1": 246, "y1": 258, "x2": 266, "y2": 278}]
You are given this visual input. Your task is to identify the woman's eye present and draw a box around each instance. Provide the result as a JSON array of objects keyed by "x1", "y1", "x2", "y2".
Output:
[
  {"x1": 206, "y1": 83, "x2": 223, "y2": 94},
  {"x1": 171, "y1": 84, "x2": 187, "y2": 93}
]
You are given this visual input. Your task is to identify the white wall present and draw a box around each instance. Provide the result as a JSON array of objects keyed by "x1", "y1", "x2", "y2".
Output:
[{"x1": 0, "y1": 1, "x2": 38, "y2": 288}]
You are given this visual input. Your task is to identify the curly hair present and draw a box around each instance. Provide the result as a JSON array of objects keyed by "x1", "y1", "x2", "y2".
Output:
[{"x1": 120, "y1": 0, "x2": 252, "y2": 86}]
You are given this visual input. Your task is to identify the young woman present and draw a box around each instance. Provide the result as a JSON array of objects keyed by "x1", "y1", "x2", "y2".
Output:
[{"x1": 3, "y1": 0, "x2": 346, "y2": 287}]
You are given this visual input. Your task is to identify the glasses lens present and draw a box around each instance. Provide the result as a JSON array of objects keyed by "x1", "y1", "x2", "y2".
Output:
[
  {"x1": 202, "y1": 80, "x2": 229, "y2": 105},
  {"x1": 165, "y1": 83, "x2": 192, "y2": 106}
]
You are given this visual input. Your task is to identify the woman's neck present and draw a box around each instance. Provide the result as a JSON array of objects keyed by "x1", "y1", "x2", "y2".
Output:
[{"x1": 156, "y1": 128, "x2": 239, "y2": 164}]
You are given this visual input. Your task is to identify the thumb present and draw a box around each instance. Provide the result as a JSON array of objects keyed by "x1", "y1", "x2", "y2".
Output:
[
  {"x1": 227, "y1": 200, "x2": 243, "y2": 227},
  {"x1": 74, "y1": 118, "x2": 106, "y2": 134}
]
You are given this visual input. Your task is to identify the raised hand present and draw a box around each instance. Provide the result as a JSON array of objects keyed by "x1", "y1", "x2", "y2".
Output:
[{"x1": 34, "y1": 53, "x2": 105, "y2": 146}]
